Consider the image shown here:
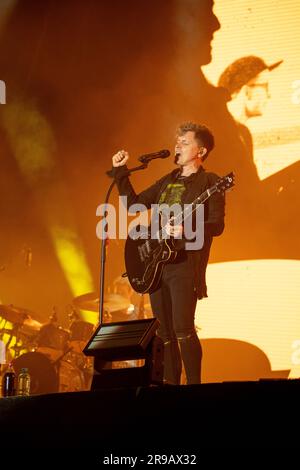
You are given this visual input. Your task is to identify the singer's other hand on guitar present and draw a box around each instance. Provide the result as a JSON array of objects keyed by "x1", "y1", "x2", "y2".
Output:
[{"x1": 165, "y1": 221, "x2": 183, "y2": 238}]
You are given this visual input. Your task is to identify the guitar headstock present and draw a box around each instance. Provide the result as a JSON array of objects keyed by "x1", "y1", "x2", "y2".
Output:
[{"x1": 215, "y1": 172, "x2": 235, "y2": 192}]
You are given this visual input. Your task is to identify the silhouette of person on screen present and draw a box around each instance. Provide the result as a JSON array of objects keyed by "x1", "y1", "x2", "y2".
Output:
[{"x1": 218, "y1": 55, "x2": 283, "y2": 178}]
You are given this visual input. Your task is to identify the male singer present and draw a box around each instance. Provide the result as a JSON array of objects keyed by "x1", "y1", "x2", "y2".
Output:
[{"x1": 110, "y1": 122, "x2": 225, "y2": 384}]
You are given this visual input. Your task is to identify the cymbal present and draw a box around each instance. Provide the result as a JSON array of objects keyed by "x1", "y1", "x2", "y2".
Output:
[
  {"x1": 104, "y1": 294, "x2": 132, "y2": 312},
  {"x1": 21, "y1": 317, "x2": 42, "y2": 333},
  {"x1": 73, "y1": 292, "x2": 131, "y2": 313},
  {"x1": 72, "y1": 293, "x2": 98, "y2": 312},
  {"x1": 0, "y1": 305, "x2": 33, "y2": 324}
]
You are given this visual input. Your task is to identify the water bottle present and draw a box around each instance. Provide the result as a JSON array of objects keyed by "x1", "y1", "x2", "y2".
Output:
[
  {"x1": 2, "y1": 362, "x2": 16, "y2": 397},
  {"x1": 0, "y1": 340, "x2": 6, "y2": 397},
  {"x1": 17, "y1": 367, "x2": 31, "y2": 396}
]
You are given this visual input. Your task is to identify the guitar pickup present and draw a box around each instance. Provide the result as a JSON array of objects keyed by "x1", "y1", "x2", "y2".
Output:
[
  {"x1": 138, "y1": 242, "x2": 151, "y2": 262},
  {"x1": 132, "y1": 278, "x2": 144, "y2": 286},
  {"x1": 138, "y1": 245, "x2": 145, "y2": 262}
]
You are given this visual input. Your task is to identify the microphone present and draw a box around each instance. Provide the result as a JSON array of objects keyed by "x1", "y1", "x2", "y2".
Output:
[
  {"x1": 25, "y1": 247, "x2": 32, "y2": 268},
  {"x1": 138, "y1": 149, "x2": 170, "y2": 163},
  {"x1": 22, "y1": 245, "x2": 32, "y2": 268}
]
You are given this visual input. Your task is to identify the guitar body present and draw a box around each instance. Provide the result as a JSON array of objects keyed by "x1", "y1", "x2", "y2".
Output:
[
  {"x1": 124, "y1": 172, "x2": 234, "y2": 294},
  {"x1": 125, "y1": 230, "x2": 177, "y2": 294}
]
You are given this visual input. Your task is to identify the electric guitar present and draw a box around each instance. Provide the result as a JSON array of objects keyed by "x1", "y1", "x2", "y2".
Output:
[{"x1": 125, "y1": 172, "x2": 235, "y2": 294}]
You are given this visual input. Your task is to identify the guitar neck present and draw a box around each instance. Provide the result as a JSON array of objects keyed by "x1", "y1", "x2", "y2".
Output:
[{"x1": 159, "y1": 187, "x2": 217, "y2": 240}]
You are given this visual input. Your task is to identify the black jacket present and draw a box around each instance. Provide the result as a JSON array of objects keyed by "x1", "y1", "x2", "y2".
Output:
[{"x1": 111, "y1": 165, "x2": 225, "y2": 299}]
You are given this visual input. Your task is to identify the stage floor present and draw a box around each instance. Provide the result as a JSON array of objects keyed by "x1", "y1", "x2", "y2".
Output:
[{"x1": 0, "y1": 379, "x2": 299, "y2": 454}]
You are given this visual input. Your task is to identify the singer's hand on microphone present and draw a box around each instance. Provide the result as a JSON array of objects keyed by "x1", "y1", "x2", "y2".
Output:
[{"x1": 112, "y1": 150, "x2": 129, "y2": 167}]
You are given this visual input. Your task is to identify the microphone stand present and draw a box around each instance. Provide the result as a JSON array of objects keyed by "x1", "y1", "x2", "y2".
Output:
[{"x1": 98, "y1": 162, "x2": 149, "y2": 325}]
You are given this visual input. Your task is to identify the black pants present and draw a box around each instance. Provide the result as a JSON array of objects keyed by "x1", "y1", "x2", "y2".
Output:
[{"x1": 150, "y1": 253, "x2": 202, "y2": 385}]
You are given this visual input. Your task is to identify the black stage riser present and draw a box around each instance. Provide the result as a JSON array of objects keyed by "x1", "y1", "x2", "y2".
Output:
[{"x1": 0, "y1": 380, "x2": 299, "y2": 451}]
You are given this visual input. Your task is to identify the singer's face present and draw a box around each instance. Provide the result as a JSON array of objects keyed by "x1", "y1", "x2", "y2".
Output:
[
  {"x1": 174, "y1": 131, "x2": 202, "y2": 166},
  {"x1": 244, "y1": 70, "x2": 270, "y2": 118}
]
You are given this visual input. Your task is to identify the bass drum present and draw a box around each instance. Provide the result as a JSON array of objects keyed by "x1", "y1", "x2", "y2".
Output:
[
  {"x1": 13, "y1": 352, "x2": 58, "y2": 395},
  {"x1": 13, "y1": 352, "x2": 86, "y2": 395},
  {"x1": 58, "y1": 360, "x2": 86, "y2": 393}
]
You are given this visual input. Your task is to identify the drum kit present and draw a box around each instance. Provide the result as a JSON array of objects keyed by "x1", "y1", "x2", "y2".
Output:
[
  {"x1": 0, "y1": 286, "x2": 153, "y2": 395},
  {"x1": 0, "y1": 304, "x2": 94, "y2": 395}
]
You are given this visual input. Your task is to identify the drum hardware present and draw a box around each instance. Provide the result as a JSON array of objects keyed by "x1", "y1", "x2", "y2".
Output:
[
  {"x1": 9, "y1": 342, "x2": 25, "y2": 357},
  {"x1": 52, "y1": 345, "x2": 89, "y2": 393},
  {"x1": 3, "y1": 323, "x2": 23, "y2": 350},
  {"x1": 0, "y1": 328, "x2": 14, "y2": 339},
  {"x1": 51, "y1": 345, "x2": 75, "y2": 367},
  {"x1": 66, "y1": 304, "x2": 80, "y2": 322},
  {"x1": 49, "y1": 307, "x2": 58, "y2": 324}
]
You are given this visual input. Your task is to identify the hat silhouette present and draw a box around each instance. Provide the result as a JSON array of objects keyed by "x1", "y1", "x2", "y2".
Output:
[{"x1": 218, "y1": 55, "x2": 283, "y2": 97}]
